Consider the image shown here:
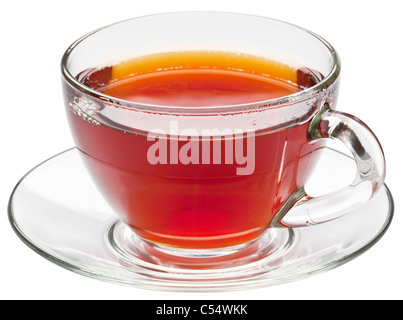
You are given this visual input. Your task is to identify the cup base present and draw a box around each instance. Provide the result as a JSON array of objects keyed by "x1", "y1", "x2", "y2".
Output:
[
  {"x1": 107, "y1": 220, "x2": 294, "y2": 270},
  {"x1": 8, "y1": 147, "x2": 394, "y2": 291}
]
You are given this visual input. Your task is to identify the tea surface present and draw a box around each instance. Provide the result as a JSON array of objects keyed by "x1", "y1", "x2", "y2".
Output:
[{"x1": 77, "y1": 51, "x2": 320, "y2": 106}]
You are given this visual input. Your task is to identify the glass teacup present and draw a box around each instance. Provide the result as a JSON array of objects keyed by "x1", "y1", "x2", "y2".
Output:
[{"x1": 61, "y1": 12, "x2": 385, "y2": 259}]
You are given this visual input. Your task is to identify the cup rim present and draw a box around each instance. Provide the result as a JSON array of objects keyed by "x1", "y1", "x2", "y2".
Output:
[{"x1": 61, "y1": 11, "x2": 341, "y2": 114}]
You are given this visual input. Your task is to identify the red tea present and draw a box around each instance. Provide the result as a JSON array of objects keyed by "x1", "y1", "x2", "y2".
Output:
[{"x1": 67, "y1": 51, "x2": 324, "y2": 248}]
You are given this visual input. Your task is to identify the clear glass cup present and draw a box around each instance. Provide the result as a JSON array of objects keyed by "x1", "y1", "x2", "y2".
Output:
[{"x1": 61, "y1": 12, "x2": 385, "y2": 258}]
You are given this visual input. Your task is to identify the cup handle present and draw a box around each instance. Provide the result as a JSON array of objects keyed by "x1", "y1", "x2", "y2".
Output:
[{"x1": 272, "y1": 104, "x2": 386, "y2": 228}]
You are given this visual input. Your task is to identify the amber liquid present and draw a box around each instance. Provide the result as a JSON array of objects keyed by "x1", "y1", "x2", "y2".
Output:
[{"x1": 68, "y1": 51, "x2": 323, "y2": 248}]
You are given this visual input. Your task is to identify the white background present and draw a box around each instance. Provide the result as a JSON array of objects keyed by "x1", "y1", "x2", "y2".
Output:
[{"x1": 1, "y1": 0, "x2": 402, "y2": 300}]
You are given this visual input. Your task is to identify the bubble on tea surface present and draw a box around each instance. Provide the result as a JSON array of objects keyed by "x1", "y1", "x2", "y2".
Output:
[{"x1": 69, "y1": 96, "x2": 101, "y2": 127}]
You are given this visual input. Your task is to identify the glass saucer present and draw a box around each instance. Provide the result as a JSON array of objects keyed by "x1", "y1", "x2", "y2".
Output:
[{"x1": 8, "y1": 147, "x2": 394, "y2": 292}]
